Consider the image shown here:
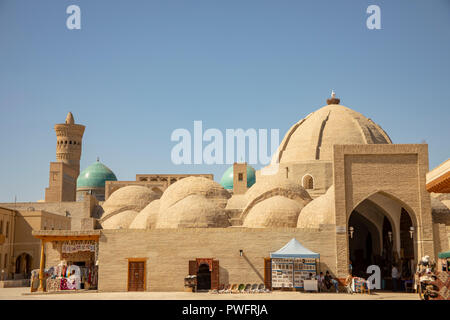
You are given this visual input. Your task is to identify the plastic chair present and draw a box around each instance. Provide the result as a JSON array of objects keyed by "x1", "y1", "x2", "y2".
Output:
[
  {"x1": 238, "y1": 283, "x2": 246, "y2": 293},
  {"x1": 219, "y1": 284, "x2": 230, "y2": 294}
]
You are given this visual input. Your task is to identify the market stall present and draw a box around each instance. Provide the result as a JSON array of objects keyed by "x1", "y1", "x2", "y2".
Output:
[
  {"x1": 32, "y1": 231, "x2": 100, "y2": 292},
  {"x1": 270, "y1": 238, "x2": 320, "y2": 290}
]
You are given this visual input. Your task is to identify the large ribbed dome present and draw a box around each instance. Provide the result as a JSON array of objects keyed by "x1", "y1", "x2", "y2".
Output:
[{"x1": 276, "y1": 103, "x2": 392, "y2": 163}]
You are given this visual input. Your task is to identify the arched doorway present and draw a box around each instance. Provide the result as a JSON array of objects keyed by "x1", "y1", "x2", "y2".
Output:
[
  {"x1": 15, "y1": 253, "x2": 32, "y2": 277},
  {"x1": 347, "y1": 192, "x2": 418, "y2": 289},
  {"x1": 348, "y1": 211, "x2": 383, "y2": 278},
  {"x1": 196, "y1": 263, "x2": 211, "y2": 291}
]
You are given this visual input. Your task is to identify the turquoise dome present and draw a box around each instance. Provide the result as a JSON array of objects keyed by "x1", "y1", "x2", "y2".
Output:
[
  {"x1": 220, "y1": 165, "x2": 256, "y2": 190},
  {"x1": 77, "y1": 161, "x2": 117, "y2": 189}
]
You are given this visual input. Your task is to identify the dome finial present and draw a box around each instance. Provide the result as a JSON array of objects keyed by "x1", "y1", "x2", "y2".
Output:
[
  {"x1": 97, "y1": 156, "x2": 100, "y2": 162},
  {"x1": 326, "y1": 90, "x2": 340, "y2": 105}
]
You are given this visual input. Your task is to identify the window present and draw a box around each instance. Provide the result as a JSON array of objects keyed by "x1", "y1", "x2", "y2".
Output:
[
  {"x1": 0, "y1": 220, "x2": 3, "y2": 235},
  {"x1": 4, "y1": 254, "x2": 7, "y2": 268},
  {"x1": 238, "y1": 173, "x2": 243, "y2": 181},
  {"x1": 5, "y1": 222, "x2": 9, "y2": 238},
  {"x1": 302, "y1": 175, "x2": 314, "y2": 190}
]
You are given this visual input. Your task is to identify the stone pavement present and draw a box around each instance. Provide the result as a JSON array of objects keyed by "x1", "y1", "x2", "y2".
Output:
[{"x1": 0, "y1": 288, "x2": 419, "y2": 300}]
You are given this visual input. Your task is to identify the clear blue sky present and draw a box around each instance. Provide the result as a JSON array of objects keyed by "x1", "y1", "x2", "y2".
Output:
[{"x1": 0, "y1": 0, "x2": 449, "y2": 202}]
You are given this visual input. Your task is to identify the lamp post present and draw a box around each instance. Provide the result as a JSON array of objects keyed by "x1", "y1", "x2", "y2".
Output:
[
  {"x1": 409, "y1": 226, "x2": 414, "y2": 239},
  {"x1": 388, "y1": 231, "x2": 393, "y2": 243},
  {"x1": 349, "y1": 226, "x2": 354, "y2": 239},
  {"x1": 239, "y1": 250, "x2": 243, "y2": 257}
]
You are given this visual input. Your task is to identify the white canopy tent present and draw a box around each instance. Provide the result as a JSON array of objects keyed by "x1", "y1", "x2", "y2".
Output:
[{"x1": 270, "y1": 238, "x2": 320, "y2": 290}]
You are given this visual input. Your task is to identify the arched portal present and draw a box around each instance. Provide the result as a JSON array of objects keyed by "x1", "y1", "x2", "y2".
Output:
[
  {"x1": 348, "y1": 211, "x2": 382, "y2": 278},
  {"x1": 347, "y1": 192, "x2": 418, "y2": 288},
  {"x1": 196, "y1": 263, "x2": 211, "y2": 291}
]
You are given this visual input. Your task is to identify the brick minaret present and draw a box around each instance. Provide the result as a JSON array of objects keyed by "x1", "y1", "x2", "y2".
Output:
[{"x1": 45, "y1": 112, "x2": 85, "y2": 202}]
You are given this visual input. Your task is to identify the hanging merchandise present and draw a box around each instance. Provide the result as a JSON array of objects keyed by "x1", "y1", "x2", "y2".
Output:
[{"x1": 62, "y1": 240, "x2": 96, "y2": 254}]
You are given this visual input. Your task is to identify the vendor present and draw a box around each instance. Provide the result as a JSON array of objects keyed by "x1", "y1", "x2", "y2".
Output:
[{"x1": 67, "y1": 270, "x2": 81, "y2": 290}]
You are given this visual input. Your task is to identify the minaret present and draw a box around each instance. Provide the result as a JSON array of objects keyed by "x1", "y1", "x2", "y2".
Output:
[
  {"x1": 54, "y1": 112, "x2": 85, "y2": 175},
  {"x1": 45, "y1": 112, "x2": 85, "y2": 202}
]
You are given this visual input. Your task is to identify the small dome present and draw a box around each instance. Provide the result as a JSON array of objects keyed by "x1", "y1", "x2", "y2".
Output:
[
  {"x1": 160, "y1": 176, "x2": 230, "y2": 212},
  {"x1": 220, "y1": 165, "x2": 256, "y2": 190},
  {"x1": 102, "y1": 186, "x2": 160, "y2": 219},
  {"x1": 245, "y1": 176, "x2": 312, "y2": 205},
  {"x1": 275, "y1": 104, "x2": 392, "y2": 163},
  {"x1": 129, "y1": 200, "x2": 161, "y2": 229},
  {"x1": 101, "y1": 210, "x2": 139, "y2": 229},
  {"x1": 77, "y1": 160, "x2": 117, "y2": 189},
  {"x1": 297, "y1": 186, "x2": 335, "y2": 228},
  {"x1": 243, "y1": 196, "x2": 303, "y2": 228},
  {"x1": 155, "y1": 195, "x2": 230, "y2": 228}
]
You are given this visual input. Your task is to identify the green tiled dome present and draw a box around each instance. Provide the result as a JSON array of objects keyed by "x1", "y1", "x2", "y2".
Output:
[
  {"x1": 220, "y1": 165, "x2": 256, "y2": 190},
  {"x1": 77, "y1": 160, "x2": 117, "y2": 189}
]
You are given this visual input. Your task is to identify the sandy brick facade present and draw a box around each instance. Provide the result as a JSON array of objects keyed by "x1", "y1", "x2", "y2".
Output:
[
  {"x1": 332, "y1": 144, "x2": 435, "y2": 277},
  {"x1": 94, "y1": 227, "x2": 336, "y2": 292}
]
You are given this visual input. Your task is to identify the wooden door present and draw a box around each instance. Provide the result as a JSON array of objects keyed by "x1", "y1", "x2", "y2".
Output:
[
  {"x1": 211, "y1": 260, "x2": 219, "y2": 289},
  {"x1": 264, "y1": 258, "x2": 272, "y2": 289},
  {"x1": 128, "y1": 261, "x2": 145, "y2": 291}
]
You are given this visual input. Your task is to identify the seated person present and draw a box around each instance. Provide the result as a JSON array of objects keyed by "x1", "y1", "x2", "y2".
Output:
[{"x1": 330, "y1": 278, "x2": 339, "y2": 293}]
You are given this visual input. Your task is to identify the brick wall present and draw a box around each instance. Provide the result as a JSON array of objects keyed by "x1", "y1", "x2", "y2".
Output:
[{"x1": 97, "y1": 227, "x2": 336, "y2": 292}]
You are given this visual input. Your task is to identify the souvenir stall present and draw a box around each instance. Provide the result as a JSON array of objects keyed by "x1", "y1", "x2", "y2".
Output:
[
  {"x1": 45, "y1": 240, "x2": 99, "y2": 292},
  {"x1": 32, "y1": 231, "x2": 100, "y2": 293},
  {"x1": 270, "y1": 238, "x2": 320, "y2": 291}
]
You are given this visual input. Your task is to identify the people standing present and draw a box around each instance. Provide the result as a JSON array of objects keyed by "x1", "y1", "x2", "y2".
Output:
[
  {"x1": 316, "y1": 272, "x2": 324, "y2": 291},
  {"x1": 391, "y1": 264, "x2": 400, "y2": 292}
]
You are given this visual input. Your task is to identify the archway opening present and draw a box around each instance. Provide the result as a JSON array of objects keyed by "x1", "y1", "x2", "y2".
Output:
[
  {"x1": 302, "y1": 175, "x2": 314, "y2": 190},
  {"x1": 15, "y1": 253, "x2": 32, "y2": 278},
  {"x1": 348, "y1": 211, "x2": 382, "y2": 278},
  {"x1": 348, "y1": 192, "x2": 418, "y2": 290},
  {"x1": 196, "y1": 263, "x2": 211, "y2": 291}
]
